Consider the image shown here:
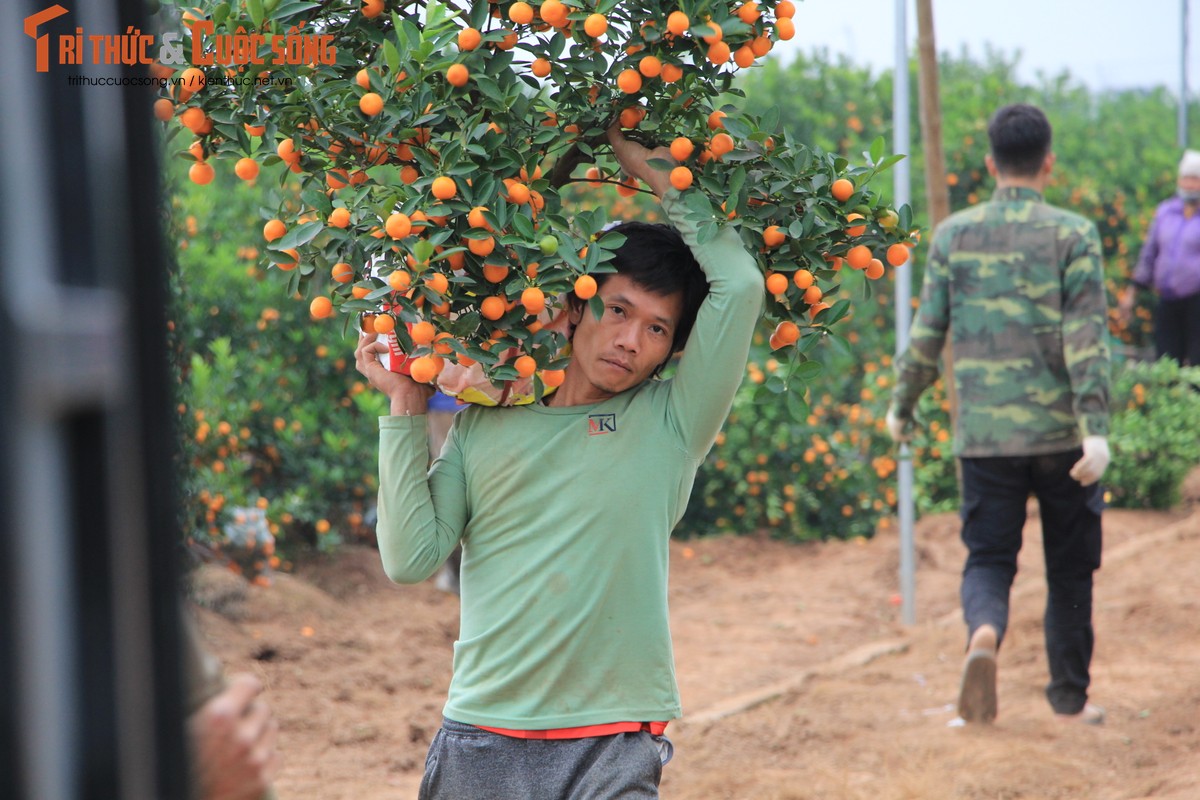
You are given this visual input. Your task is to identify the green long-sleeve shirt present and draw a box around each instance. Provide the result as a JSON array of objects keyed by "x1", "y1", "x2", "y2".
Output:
[
  {"x1": 375, "y1": 189, "x2": 762, "y2": 729},
  {"x1": 893, "y1": 186, "x2": 1110, "y2": 457}
]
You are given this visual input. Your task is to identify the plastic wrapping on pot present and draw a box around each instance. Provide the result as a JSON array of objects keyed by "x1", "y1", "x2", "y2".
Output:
[{"x1": 385, "y1": 308, "x2": 571, "y2": 406}]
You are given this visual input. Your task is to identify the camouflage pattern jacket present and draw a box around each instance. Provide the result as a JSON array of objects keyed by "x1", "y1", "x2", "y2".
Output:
[{"x1": 892, "y1": 186, "x2": 1110, "y2": 457}]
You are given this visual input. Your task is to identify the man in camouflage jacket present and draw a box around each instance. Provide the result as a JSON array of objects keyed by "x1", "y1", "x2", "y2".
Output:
[{"x1": 888, "y1": 104, "x2": 1111, "y2": 726}]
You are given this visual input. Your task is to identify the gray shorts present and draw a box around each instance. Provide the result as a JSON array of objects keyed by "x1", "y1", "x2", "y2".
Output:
[{"x1": 418, "y1": 718, "x2": 673, "y2": 800}]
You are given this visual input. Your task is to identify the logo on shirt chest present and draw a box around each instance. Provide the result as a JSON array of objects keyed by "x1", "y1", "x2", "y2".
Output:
[{"x1": 587, "y1": 413, "x2": 617, "y2": 436}]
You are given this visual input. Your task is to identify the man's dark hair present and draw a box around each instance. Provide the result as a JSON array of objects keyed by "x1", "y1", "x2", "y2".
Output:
[
  {"x1": 568, "y1": 221, "x2": 709, "y2": 356},
  {"x1": 987, "y1": 103, "x2": 1053, "y2": 177}
]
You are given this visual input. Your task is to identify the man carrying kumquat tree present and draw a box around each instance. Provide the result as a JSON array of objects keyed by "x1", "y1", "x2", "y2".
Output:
[{"x1": 354, "y1": 125, "x2": 762, "y2": 798}]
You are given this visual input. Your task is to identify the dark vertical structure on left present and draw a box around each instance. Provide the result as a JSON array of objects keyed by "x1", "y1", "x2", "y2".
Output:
[{"x1": 0, "y1": 1, "x2": 188, "y2": 798}]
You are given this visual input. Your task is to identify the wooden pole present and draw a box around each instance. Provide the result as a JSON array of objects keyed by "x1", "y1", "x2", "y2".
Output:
[
  {"x1": 915, "y1": 0, "x2": 958, "y2": 483},
  {"x1": 916, "y1": 0, "x2": 949, "y2": 228}
]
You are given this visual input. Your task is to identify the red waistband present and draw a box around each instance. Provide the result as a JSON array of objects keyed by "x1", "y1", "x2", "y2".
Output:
[{"x1": 474, "y1": 721, "x2": 669, "y2": 740}]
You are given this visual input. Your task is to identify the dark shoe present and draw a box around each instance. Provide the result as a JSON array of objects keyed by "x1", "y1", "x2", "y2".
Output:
[
  {"x1": 1055, "y1": 702, "x2": 1105, "y2": 725},
  {"x1": 957, "y1": 648, "x2": 998, "y2": 724}
]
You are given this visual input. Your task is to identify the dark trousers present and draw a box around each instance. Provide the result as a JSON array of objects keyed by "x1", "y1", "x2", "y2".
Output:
[
  {"x1": 959, "y1": 451, "x2": 1104, "y2": 714},
  {"x1": 1155, "y1": 291, "x2": 1200, "y2": 366}
]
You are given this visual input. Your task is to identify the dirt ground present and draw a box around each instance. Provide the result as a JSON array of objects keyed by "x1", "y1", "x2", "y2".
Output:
[{"x1": 193, "y1": 474, "x2": 1200, "y2": 800}]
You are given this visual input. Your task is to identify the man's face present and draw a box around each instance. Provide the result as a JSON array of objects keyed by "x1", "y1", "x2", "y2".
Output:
[
  {"x1": 562, "y1": 274, "x2": 684, "y2": 405},
  {"x1": 1178, "y1": 174, "x2": 1200, "y2": 195}
]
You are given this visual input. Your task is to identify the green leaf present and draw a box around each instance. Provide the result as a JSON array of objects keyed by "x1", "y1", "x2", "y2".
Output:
[
  {"x1": 413, "y1": 239, "x2": 435, "y2": 263},
  {"x1": 511, "y1": 213, "x2": 535, "y2": 240},
  {"x1": 785, "y1": 384, "x2": 810, "y2": 421},
  {"x1": 300, "y1": 188, "x2": 328, "y2": 213},
  {"x1": 246, "y1": 0, "x2": 264, "y2": 28},
  {"x1": 595, "y1": 232, "x2": 626, "y2": 251},
  {"x1": 399, "y1": 18, "x2": 422, "y2": 50},
  {"x1": 273, "y1": 220, "x2": 324, "y2": 250},
  {"x1": 722, "y1": 116, "x2": 752, "y2": 140},
  {"x1": 728, "y1": 167, "x2": 746, "y2": 205},
  {"x1": 209, "y1": 108, "x2": 239, "y2": 125},
  {"x1": 286, "y1": 268, "x2": 302, "y2": 295},
  {"x1": 761, "y1": 105, "x2": 781, "y2": 135},
  {"x1": 824, "y1": 332, "x2": 853, "y2": 359},
  {"x1": 270, "y1": 1, "x2": 321, "y2": 20},
  {"x1": 477, "y1": 76, "x2": 505, "y2": 104},
  {"x1": 383, "y1": 39, "x2": 400, "y2": 74},
  {"x1": 469, "y1": 1, "x2": 489, "y2": 28},
  {"x1": 792, "y1": 359, "x2": 824, "y2": 381},
  {"x1": 821, "y1": 298, "x2": 852, "y2": 326},
  {"x1": 764, "y1": 375, "x2": 787, "y2": 394},
  {"x1": 587, "y1": 295, "x2": 605, "y2": 321},
  {"x1": 423, "y1": 0, "x2": 447, "y2": 28},
  {"x1": 869, "y1": 136, "x2": 885, "y2": 165},
  {"x1": 235, "y1": 125, "x2": 251, "y2": 155},
  {"x1": 720, "y1": 150, "x2": 760, "y2": 164}
]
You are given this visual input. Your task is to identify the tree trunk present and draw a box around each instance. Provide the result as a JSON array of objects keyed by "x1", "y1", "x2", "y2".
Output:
[
  {"x1": 916, "y1": 0, "x2": 950, "y2": 228},
  {"x1": 915, "y1": 0, "x2": 960, "y2": 484}
]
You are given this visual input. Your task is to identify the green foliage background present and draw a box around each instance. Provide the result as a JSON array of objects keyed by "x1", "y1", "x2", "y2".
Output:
[
  {"x1": 169, "y1": 170, "x2": 387, "y2": 571},
  {"x1": 1105, "y1": 359, "x2": 1200, "y2": 509},
  {"x1": 170, "y1": 46, "x2": 1200, "y2": 570},
  {"x1": 676, "y1": 47, "x2": 1200, "y2": 540}
]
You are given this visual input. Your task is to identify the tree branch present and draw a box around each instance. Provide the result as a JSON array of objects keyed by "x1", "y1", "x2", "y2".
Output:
[{"x1": 548, "y1": 136, "x2": 603, "y2": 188}]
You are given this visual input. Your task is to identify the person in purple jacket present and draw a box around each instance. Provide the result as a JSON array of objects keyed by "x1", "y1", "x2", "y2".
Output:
[{"x1": 1120, "y1": 150, "x2": 1200, "y2": 365}]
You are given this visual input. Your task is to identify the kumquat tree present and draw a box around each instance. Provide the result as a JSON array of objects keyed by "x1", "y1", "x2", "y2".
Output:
[{"x1": 159, "y1": 0, "x2": 912, "y2": 411}]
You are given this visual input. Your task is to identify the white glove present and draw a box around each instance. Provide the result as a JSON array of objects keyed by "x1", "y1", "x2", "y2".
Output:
[
  {"x1": 1069, "y1": 436, "x2": 1110, "y2": 486},
  {"x1": 886, "y1": 407, "x2": 912, "y2": 443}
]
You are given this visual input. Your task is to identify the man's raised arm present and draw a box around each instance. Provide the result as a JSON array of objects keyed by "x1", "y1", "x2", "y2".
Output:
[{"x1": 607, "y1": 126, "x2": 763, "y2": 457}]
